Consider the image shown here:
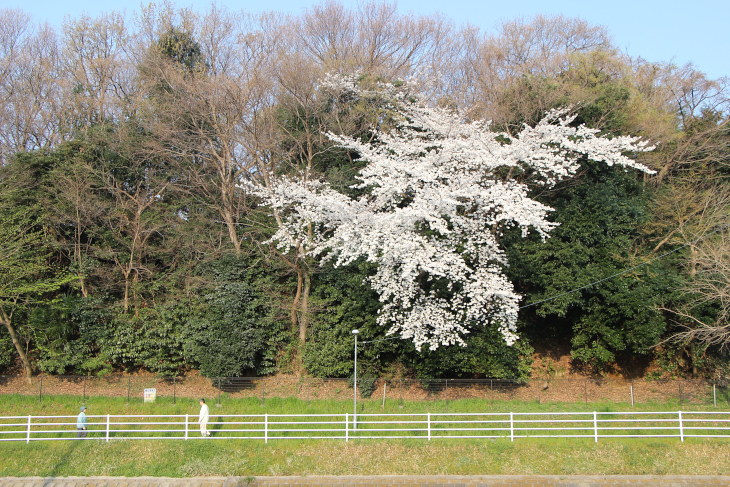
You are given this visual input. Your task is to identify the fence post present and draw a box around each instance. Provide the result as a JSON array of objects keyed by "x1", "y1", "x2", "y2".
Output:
[
  {"x1": 585, "y1": 379, "x2": 588, "y2": 405},
  {"x1": 217, "y1": 378, "x2": 221, "y2": 406},
  {"x1": 127, "y1": 377, "x2": 130, "y2": 403},
  {"x1": 83, "y1": 376, "x2": 86, "y2": 400},
  {"x1": 679, "y1": 381, "x2": 682, "y2": 405},
  {"x1": 490, "y1": 379, "x2": 494, "y2": 403},
  {"x1": 509, "y1": 412, "x2": 514, "y2": 442},
  {"x1": 264, "y1": 414, "x2": 268, "y2": 444},
  {"x1": 678, "y1": 411, "x2": 684, "y2": 442},
  {"x1": 630, "y1": 380, "x2": 634, "y2": 407},
  {"x1": 26, "y1": 415, "x2": 31, "y2": 443},
  {"x1": 428, "y1": 413, "x2": 431, "y2": 441},
  {"x1": 173, "y1": 377, "x2": 176, "y2": 405},
  {"x1": 593, "y1": 411, "x2": 598, "y2": 443},
  {"x1": 538, "y1": 382, "x2": 541, "y2": 404},
  {"x1": 345, "y1": 413, "x2": 349, "y2": 442},
  {"x1": 39, "y1": 376, "x2": 42, "y2": 402},
  {"x1": 714, "y1": 382, "x2": 717, "y2": 408},
  {"x1": 106, "y1": 414, "x2": 110, "y2": 442},
  {"x1": 185, "y1": 414, "x2": 188, "y2": 440}
]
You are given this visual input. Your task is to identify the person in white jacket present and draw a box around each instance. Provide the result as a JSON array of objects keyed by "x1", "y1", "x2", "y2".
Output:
[{"x1": 198, "y1": 398, "x2": 211, "y2": 437}]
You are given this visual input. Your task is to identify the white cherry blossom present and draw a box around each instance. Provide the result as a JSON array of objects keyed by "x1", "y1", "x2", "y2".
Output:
[{"x1": 247, "y1": 75, "x2": 655, "y2": 351}]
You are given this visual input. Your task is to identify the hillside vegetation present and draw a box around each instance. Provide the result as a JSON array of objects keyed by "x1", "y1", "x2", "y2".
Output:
[{"x1": 1, "y1": 3, "x2": 729, "y2": 383}]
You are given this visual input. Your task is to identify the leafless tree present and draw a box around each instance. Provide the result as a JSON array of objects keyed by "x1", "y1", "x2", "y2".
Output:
[
  {"x1": 139, "y1": 7, "x2": 281, "y2": 255},
  {"x1": 295, "y1": 1, "x2": 455, "y2": 81},
  {"x1": 457, "y1": 15, "x2": 614, "y2": 125},
  {"x1": 660, "y1": 226, "x2": 730, "y2": 350},
  {"x1": 45, "y1": 148, "x2": 105, "y2": 297},
  {"x1": 0, "y1": 10, "x2": 62, "y2": 162},
  {"x1": 59, "y1": 11, "x2": 136, "y2": 134}
]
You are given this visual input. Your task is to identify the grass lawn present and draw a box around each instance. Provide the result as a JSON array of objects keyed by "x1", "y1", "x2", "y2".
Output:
[
  {"x1": 1, "y1": 392, "x2": 726, "y2": 416},
  {"x1": 0, "y1": 394, "x2": 728, "y2": 477}
]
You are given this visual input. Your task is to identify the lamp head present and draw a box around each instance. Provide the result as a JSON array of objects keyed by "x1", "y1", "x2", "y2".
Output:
[{"x1": 352, "y1": 329, "x2": 359, "y2": 335}]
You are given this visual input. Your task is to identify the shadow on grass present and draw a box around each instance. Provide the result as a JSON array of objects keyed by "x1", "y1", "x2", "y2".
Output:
[{"x1": 39, "y1": 435, "x2": 86, "y2": 486}]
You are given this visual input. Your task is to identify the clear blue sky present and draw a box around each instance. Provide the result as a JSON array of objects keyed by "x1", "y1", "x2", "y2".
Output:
[{"x1": 9, "y1": 0, "x2": 729, "y2": 80}]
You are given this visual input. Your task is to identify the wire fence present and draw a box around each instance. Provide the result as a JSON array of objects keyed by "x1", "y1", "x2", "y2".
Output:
[
  {"x1": 1, "y1": 411, "x2": 728, "y2": 443},
  {"x1": 1, "y1": 375, "x2": 729, "y2": 406}
]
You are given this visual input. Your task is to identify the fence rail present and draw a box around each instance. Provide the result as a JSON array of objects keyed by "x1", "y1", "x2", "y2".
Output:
[
  {"x1": 1, "y1": 376, "x2": 729, "y2": 406},
  {"x1": 0, "y1": 411, "x2": 728, "y2": 443}
]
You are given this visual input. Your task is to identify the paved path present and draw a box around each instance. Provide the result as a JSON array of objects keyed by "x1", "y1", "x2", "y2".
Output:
[{"x1": 1, "y1": 476, "x2": 729, "y2": 486}]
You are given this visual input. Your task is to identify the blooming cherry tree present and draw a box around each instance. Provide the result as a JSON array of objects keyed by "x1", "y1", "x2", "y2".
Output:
[{"x1": 250, "y1": 76, "x2": 655, "y2": 351}]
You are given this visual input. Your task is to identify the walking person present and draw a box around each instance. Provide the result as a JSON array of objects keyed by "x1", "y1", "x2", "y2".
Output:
[
  {"x1": 198, "y1": 398, "x2": 211, "y2": 437},
  {"x1": 76, "y1": 406, "x2": 88, "y2": 438}
]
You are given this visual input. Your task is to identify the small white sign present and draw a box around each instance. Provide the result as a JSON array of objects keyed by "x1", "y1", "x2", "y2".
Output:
[{"x1": 144, "y1": 388, "x2": 156, "y2": 403}]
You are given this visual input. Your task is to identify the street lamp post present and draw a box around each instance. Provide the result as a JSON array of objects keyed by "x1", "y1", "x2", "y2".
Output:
[{"x1": 352, "y1": 329, "x2": 359, "y2": 431}]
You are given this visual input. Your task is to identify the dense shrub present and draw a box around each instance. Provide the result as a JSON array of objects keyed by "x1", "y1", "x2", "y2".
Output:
[
  {"x1": 403, "y1": 322, "x2": 534, "y2": 382},
  {"x1": 0, "y1": 327, "x2": 14, "y2": 372},
  {"x1": 505, "y1": 161, "x2": 679, "y2": 370},
  {"x1": 32, "y1": 296, "x2": 114, "y2": 375},
  {"x1": 183, "y1": 255, "x2": 278, "y2": 378},
  {"x1": 303, "y1": 260, "x2": 400, "y2": 377},
  {"x1": 106, "y1": 304, "x2": 190, "y2": 376}
]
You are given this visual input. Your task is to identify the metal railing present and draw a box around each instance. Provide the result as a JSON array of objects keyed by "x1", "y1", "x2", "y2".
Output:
[
  {"x1": 2, "y1": 376, "x2": 729, "y2": 406},
  {"x1": 1, "y1": 411, "x2": 728, "y2": 443}
]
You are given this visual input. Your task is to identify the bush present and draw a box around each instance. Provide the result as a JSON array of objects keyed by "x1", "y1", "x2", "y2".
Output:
[
  {"x1": 347, "y1": 373, "x2": 377, "y2": 398},
  {"x1": 403, "y1": 322, "x2": 534, "y2": 382},
  {"x1": 504, "y1": 161, "x2": 676, "y2": 371},
  {"x1": 0, "y1": 326, "x2": 14, "y2": 372},
  {"x1": 107, "y1": 304, "x2": 190, "y2": 376},
  {"x1": 303, "y1": 260, "x2": 402, "y2": 378},
  {"x1": 32, "y1": 296, "x2": 114, "y2": 376},
  {"x1": 183, "y1": 255, "x2": 277, "y2": 378}
]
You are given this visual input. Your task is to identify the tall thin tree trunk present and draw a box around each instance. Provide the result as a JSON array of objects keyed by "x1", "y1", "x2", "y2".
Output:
[
  {"x1": 300, "y1": 269, "x2": 311, "y2": 343},
  {"x1": 291, "y1": 264, "x2": 303, "y2": 334},
  {"x1": 133, "y1": 272, "x2": 140, "y2": 318},
  {"x1": 298, "y1": 223, "x2": 314, "y2": 344},
  {"x1": 75, "y1": 209, "x2": 88, "y2": 297},
  {"x1": 123, "y1": 269, "x2": 131, "y2": 313},
  {"x1": 220, "y1": 170, "x2": 241, "y2": 255},
  {"x1": 1, "y1": 307, "x2": 32, "y2": 383},
  {"x1": 223, "y1": 210, "x2": 241, "y2": 255}
]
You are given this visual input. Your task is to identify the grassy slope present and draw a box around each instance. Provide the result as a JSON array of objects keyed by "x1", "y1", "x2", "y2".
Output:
[
  {"x1": 1, "y1": 393, "x2": 724, "y2": 415},
  {"x1": 0, "y1": 395, "x2": 728, "y2": 477}
]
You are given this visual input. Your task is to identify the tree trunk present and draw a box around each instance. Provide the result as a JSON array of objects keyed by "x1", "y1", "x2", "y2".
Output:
[
  {"x1": 123, "y1": 274, "x2": 130, "y2": 313},
  {"x1": 75, "y1": 208, "x2": 88, "y2": 298},
  {"x1": 0, "y1": 307, "x2": 32, "y2": 383},
  {"x1": 298, "y1": 223, "x2": 313, "y2": 344},
  {"x1": 120, "y1": 263, "x2": 132, "y2": 313},
  {"x1": 77, "y1": 271, "x2": 88, "y2": 298},
  {"x1": 291, "y1": 263, "x2": 303, "y2": 334},
  {"x1": 299, "y1": 269, "x2": 311, "y2": 343},
  {"x1": 222, "y1": 208, "x2": 241, "y2": 255},
  {"x1": 132, "y1": 271, "x2": 140, "y2": 318}
]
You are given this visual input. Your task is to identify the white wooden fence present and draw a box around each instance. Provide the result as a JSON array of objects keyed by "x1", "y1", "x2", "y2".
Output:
[{"x1": 0, "y1": 411, "x2": 728, "y2": 443}]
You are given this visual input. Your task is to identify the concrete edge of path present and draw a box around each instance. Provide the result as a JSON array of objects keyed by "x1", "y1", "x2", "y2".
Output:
[{"x1": 2, "y1": 476, "x2": 730, "y2": 486}]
